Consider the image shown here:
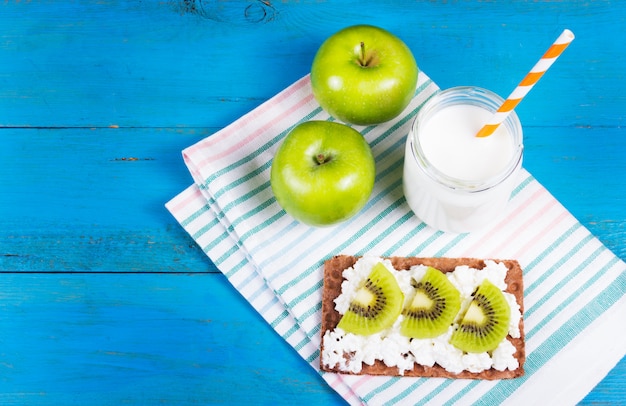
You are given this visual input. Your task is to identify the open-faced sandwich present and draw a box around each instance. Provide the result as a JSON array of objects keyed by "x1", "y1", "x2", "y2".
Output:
[{"x1": 320, "y1": 255, "x2": 525, "y2": 379}]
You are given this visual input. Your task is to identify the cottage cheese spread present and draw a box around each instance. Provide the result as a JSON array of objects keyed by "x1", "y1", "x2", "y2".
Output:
[{"x1": 322, "y1": 255, "x2": 522, "y2": 375}]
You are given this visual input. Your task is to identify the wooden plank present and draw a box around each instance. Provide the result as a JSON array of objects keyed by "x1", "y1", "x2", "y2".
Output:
[
  {"x1": 0, "y1": 1, "x2": 300, "y2": 128},
  {"x1": 1, "y1": 1, "x2": 624, "y2": 128},
  {"x1": 0, "y1": 272, "x2": 344, "y2": 405},
  {"x1": 0, "y1": 225, "x2": 212, "y2": 273},
  {"x1": 0, "y1": 126, "x2": 202, "y2": 228}
]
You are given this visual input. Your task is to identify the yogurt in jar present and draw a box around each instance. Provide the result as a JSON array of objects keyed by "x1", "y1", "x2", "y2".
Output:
[{"x1": 403, "y1": 87, "x2": 523, "y2": 233}]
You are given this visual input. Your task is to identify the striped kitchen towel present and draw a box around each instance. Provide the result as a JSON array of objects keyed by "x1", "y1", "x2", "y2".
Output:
[{"x1": 166, "y1": 72, "x2": 626, "y2": 405}]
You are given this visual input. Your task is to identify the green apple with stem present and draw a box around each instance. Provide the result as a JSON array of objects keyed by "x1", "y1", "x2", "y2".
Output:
[
  {"x1": 311, "y1": 25, "x2": 419, "y2": 126},
  {"x1": 270, "y1": 120, "x2": 376, "y2": 227}
]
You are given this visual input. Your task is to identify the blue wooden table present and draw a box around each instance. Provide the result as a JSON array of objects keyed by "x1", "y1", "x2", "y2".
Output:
[{"x1": 1, "y1": 1, "x2": 624, "y2": 404}]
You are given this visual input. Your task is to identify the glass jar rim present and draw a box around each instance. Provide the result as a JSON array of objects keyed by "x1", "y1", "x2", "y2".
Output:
[{"x1": 410, "y1": 86, "x2": 524, "y2": 193}]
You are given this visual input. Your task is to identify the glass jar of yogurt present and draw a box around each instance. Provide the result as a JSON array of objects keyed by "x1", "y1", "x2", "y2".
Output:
[{"x1": 403, "y1": 86, "x2": 524, "y2": 233}]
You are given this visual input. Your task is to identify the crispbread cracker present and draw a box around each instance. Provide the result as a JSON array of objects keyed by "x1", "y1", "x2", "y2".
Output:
[{"x1": 320, "y1": 255, "x2": 525, "y2": 379}]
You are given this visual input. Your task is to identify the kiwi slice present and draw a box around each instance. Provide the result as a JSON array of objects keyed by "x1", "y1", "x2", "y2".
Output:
[
  {"x1": 337, "y1": 262, "x2": 404, "y2": 336},
  {"x1": 450, "y1": 279, "x2": 510, "y2": 353},
  {"x1": 400, "y1": 266, "x2": 461, "y2": 339}
]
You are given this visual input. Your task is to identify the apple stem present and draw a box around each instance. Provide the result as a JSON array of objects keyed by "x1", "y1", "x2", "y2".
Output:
[
  {"x1": 360, "y1": 41, "x2": 366, "y2": 66},
  {"x1": 358, "y1": 41, "x2": 377, "y2": 67},
  {"x1": 316, "y1": 153, "x2": 331, "y2": 165}
]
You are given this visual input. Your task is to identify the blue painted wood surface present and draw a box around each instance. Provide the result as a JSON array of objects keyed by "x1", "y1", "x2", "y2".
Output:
[{"x1": 1, "y1": 1, "x2": 624, "y2": 404}]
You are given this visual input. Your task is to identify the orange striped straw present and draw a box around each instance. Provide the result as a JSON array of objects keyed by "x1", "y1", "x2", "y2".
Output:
[{"x1": 476, "y1": 29, "x2": 575, "y2": 138}]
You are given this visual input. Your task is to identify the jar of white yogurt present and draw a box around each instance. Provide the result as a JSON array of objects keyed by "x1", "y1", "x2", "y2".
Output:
[{"x1": 403, "y1": 87, "x2": 523, "y2": 233}]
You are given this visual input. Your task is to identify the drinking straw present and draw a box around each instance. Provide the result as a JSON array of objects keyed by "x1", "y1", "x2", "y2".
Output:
[{"x1": 476, "y1": 29, "x2": 575, "y2": 138}]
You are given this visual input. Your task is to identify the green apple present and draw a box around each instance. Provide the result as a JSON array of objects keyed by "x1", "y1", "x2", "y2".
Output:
[
  {"x1": 311, "y1": 25, "x2": 419, "y2": 126},
  {"x1": 270, "y1": 120, "x2": 376, "y2": 227}
]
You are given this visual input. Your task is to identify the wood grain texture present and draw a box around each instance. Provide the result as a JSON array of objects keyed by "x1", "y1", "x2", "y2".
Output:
[{"x1": 0, "y1": 0, "x2": 624, "y2": 404}]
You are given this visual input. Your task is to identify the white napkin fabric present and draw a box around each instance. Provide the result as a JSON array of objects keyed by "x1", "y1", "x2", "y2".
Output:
[{"x1": 166, "y1": 72, "x2": 626, "y2": 405}]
